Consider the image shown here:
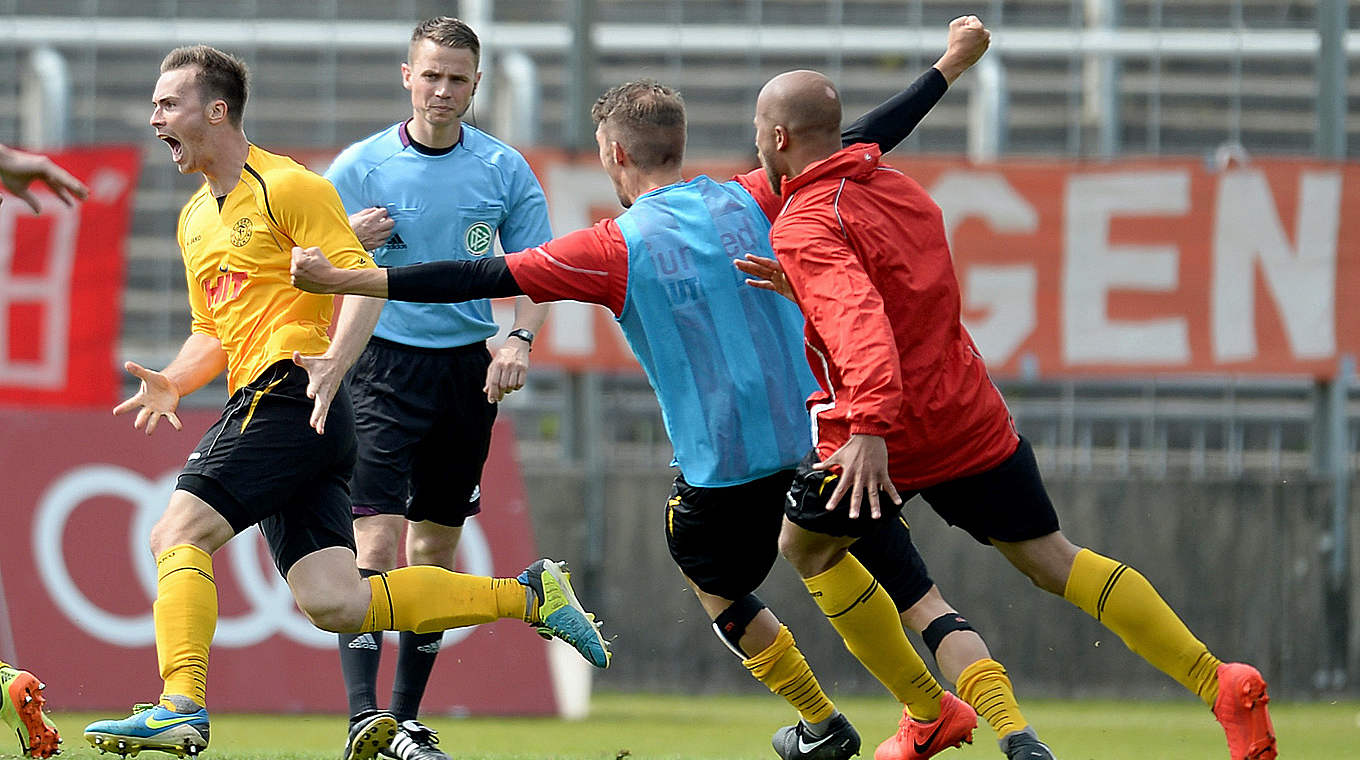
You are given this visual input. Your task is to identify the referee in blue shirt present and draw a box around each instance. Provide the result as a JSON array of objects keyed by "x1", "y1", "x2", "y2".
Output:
[{"x1": 324, "y1": 17, "x2": 551, "y2": 760}]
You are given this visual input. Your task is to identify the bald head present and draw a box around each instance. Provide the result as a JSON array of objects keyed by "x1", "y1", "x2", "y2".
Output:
[
  {"x1": 756, "y1": 70, "x2": 842, "y2": 143},
  {"x1": 752, "y1": 69, "x2": 844, "y2": 192}
]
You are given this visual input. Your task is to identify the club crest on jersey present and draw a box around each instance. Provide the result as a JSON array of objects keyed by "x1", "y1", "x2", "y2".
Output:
[
  {"x1": 230, "y1": 217, "x2": 253, "y2": 247},
  {"x1": 464, "y1": 221, "x2": 494, "y2": 256}
]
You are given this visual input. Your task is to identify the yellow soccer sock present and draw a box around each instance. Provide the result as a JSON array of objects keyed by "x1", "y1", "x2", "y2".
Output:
[
  {"x1": 154, "y1": 544, "x2": 216, "y2": 709},
  {"x1": 743, "y1": 625, "x2": 837, "y2": 725},
  {"x1": 804, "y1": 554, "x2": 942, "y2": 721},
  {"x1": 360, "y1": 567, "x2": 529, "y2": 633},
  {"x1": 1063, "y1": 548, "x2": 1222, "y2": 705},
  {"x1": 957, "y1": 658, "x2": 1027, "y2": 740}
]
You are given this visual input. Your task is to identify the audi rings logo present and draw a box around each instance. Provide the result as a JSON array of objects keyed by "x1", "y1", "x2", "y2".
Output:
[{"x1": 33, "y1": 465, "x2": 493, "y2": 650}]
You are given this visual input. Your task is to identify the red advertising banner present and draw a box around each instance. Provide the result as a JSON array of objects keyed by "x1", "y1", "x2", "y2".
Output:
[
  {"x1": 508, "y1": 153, "x2": 1360, "y2": 379},
  {"x1": 0, "y1": 147, "x2": 140, "y2": 406},
  {"x1": 0, "y1": 410, "x2": 557, "y2": 715}
]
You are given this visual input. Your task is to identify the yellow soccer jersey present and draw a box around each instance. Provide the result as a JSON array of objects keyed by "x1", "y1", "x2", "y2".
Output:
[{"x1": 178, "y1": 144, "x2": 373, "y2": 393}]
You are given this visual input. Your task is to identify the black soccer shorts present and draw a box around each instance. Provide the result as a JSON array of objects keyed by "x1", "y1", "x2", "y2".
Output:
[
  {"x1": 917, "y1": 435, "x2": 1061, "y2": 545},
  {"x1": 665, "y1": 467, "x2": 934, "y2": 610},
  {"x1": 664, "y1": 470, "x2": 793, "y2": 601},
  {"x1": 177, "y1": 359, "x2": 358, "y2": 576},
  {"x1": 786, "y1": 437, "x2": 1060, "y2": 546},
  {"x1": 347, "y1": 337, "x2": 498, "y2": 528}
]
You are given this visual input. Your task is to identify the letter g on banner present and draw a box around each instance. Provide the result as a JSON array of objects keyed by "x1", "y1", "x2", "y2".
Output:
[{"x1": 33, "y1": 464, "x2": 492, "y2": 649}]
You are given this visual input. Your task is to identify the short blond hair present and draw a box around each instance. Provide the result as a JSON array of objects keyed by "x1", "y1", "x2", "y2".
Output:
[
  {"x1": 410, "y1": 16, "x2": 480, "y2": 61},
  {"x1": 160, "y1": 45, "x2": 249, "y2": 126},
  {"x1": 590, "y1": 79, "x2": 686, "y2": 170}
]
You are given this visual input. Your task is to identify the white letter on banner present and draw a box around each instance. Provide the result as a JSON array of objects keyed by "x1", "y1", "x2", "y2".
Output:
[
  {"x1": 0, "y1": 196, "x2": 79, "y2": 388},
  {"x1": 1063, "y1": 171, "x2": 1189, "y2": 365},
  {"x1": 931, "y1": 171, "x2": 1039, "y2": 364},
  {"x1": 1211, "y1": 170, "x2": 1339, "y2": 362}
]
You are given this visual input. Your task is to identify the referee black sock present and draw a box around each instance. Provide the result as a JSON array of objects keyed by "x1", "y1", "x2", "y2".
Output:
[
  {"x1": 390, "y1": 631, "x2": 443, "y2": 722},
  {"x1": 340, "y1": 568, "x2": 385, "y2": 720}
]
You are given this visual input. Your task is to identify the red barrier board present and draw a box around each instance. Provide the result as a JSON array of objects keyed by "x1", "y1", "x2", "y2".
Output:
[
  {"x1": 0, "y1": 410, "x2": 555, "y2": 715},
  {"x1": 513, "y1": 154, "x2": 1360, "y2": 378},
  {"x1": 0, "y1": 147, "x2": 140, "y2": 407}
]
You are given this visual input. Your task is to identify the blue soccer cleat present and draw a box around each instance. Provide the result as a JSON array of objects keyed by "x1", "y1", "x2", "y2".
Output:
[
  {"x1": 84, "y1": 698, "x2": 209, "y2": 757},
  {"x1": 517, "y1": 558, "x2": 611, "y2": 668}
]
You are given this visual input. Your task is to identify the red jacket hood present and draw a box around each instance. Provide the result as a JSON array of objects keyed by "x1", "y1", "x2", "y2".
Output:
[{"x1": 780, "y1": 142, "x2": 882, "y2": 196}]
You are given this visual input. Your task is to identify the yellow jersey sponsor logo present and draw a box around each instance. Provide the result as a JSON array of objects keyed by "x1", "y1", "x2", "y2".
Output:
[{"x1": 203, "y1": 270, "x2": 248, "y2": 309}]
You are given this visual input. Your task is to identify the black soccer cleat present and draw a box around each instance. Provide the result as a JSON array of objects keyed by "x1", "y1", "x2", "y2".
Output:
[
  {"x1": 772, "y1": 713, "x2": 862, "y2": 760},
  {"x1": 1000, "y1": 728, "x2": 1058, "y2": 760},
  {"x1": 384, "y1": 720, "x2": 450, "y2": 760},
  {"x1": 342, "y1": 711, "x2": 397, "y2": 760}
]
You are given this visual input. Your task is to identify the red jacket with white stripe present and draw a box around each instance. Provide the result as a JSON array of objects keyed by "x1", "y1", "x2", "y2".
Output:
[{"x1": 771, "y1": 143, "x2": 1018, "y2": 489}]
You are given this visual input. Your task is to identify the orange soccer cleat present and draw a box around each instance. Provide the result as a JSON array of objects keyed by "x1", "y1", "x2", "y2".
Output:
[
  {"x1": 1212, "y1": 663, "x2": 1277, "y2": 760},
  {"x1": 874, "y1": 691, "x2": 977, "y2": 760},
  {"x1": 0, "y1": 663, "x2": 60, "y2": 758}
]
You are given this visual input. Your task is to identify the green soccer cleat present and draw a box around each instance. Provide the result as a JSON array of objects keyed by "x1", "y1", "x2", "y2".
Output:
[
  {"x1": 0, "y1": 663, "x2": 60, "y2": 758},
  {"x1": 84, "y1": 698, "x2": 209, "y2": 758},
  {"x1": 517, "y1": 558, "x2": 611, "y2": 668}
]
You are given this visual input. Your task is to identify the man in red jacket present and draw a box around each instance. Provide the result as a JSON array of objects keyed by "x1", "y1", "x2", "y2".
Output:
[{"x1": 746, "y1": 69, "x2": 1278, "y2": 760}]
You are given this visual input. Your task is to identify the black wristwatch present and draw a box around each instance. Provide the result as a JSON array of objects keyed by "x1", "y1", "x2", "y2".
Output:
[{"x1": 507, "y1": 328, "x2": 535, "y2": 349}]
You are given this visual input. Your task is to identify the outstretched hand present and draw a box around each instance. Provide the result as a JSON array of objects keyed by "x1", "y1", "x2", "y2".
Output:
[
  {"x1": 934, "y1": 15, "x2": 991, "y2": 85},
  {"x1": 0, "y1": 146, "x2": 89, "y2": 214},
  {"x1": 813, "y1": 434, "x2": 902, "y2": 520},
  {"x1": 292, "y1": 350, "x2": 343, "y2": 434},
  {"x1": 735, "y1": 254, "x2": 796, "y2": 302},
  {"x1": 113, "y1": 361, "x2": 183, "y2": 435}
]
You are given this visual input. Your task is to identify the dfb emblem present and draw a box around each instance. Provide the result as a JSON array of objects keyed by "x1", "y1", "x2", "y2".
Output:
[
  {"x1": 231, "y1": 217, "x2": 253, "y2": 247},
  {"x1": 464, "y1": 221, "x2": 494, "y2": 256}
]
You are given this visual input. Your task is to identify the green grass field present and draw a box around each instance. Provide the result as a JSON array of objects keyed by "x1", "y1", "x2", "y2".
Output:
[{"x1": 30, "y1": 692, "x2": 1358, "y2": 759}]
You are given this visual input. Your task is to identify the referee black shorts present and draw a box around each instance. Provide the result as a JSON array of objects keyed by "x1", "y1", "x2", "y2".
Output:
[
  {"x1": 177, "y1": 359, "x2": 357, "y2": 577},
  {"x1": 348, "y1": 337, "x2": 498, "y2": 528}
]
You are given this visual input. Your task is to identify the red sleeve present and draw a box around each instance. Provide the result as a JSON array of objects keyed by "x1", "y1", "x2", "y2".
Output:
[
  {"x1": 732, "y1": 168, "x2": 782, "y2": 222},
  {"x1": 772, "y1": 204, "x2": 902, "y2": 435},
  {"x1": 505, "y1": 218, "x2": 630, "y2": 316}
]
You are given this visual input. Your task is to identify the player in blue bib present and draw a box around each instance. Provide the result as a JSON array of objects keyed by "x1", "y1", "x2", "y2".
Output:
[{"x1": 292, "y1": 19, "x2": 1059, "y2": 760}]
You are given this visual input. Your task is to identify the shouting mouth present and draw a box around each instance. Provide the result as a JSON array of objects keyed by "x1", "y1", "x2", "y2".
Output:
[{"x1": 159, "y1": 135, "x2": 184, "y2": 163}]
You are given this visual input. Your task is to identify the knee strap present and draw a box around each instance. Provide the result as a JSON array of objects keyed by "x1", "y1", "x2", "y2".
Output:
[
  {"x1": 922, "y1": 612, "x2": 976, "y2": 658},
  {"x1": 712, "y1": 594, "x2": 767, "y2": 657}
]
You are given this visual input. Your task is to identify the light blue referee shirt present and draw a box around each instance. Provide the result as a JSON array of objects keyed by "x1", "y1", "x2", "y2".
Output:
[{"x1": 325, "y1": 121, "x2": 552, "y2": 348}]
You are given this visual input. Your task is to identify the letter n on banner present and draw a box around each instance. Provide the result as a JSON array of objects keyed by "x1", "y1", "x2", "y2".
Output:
[{"x1": 0, "y1": 147, "x2": 140, "y2": 407}]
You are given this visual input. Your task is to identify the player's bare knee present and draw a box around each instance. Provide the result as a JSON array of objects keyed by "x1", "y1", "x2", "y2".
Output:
[
  {"x1": 355, "y1": 531, "x2": 402, "y2": 571},
  {"x1": 296, "y1": 594, "x2": 363, "y2": 632},
  {"x1": 406, "y1": 533, "x2": 459, "y2": 569},
  {"x1": 779, "y1": 536, "x2": 841, "y2": 578}
]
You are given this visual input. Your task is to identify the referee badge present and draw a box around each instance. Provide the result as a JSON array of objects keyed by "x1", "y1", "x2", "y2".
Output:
[{"x1": 464, "y1": 221, "x2": 494, "y2": 256}]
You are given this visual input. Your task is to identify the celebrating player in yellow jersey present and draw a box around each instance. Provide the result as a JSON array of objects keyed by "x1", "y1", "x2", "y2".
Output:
[{"x1": 83, "y1": 45, "x2": 610, "y2": 760}]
